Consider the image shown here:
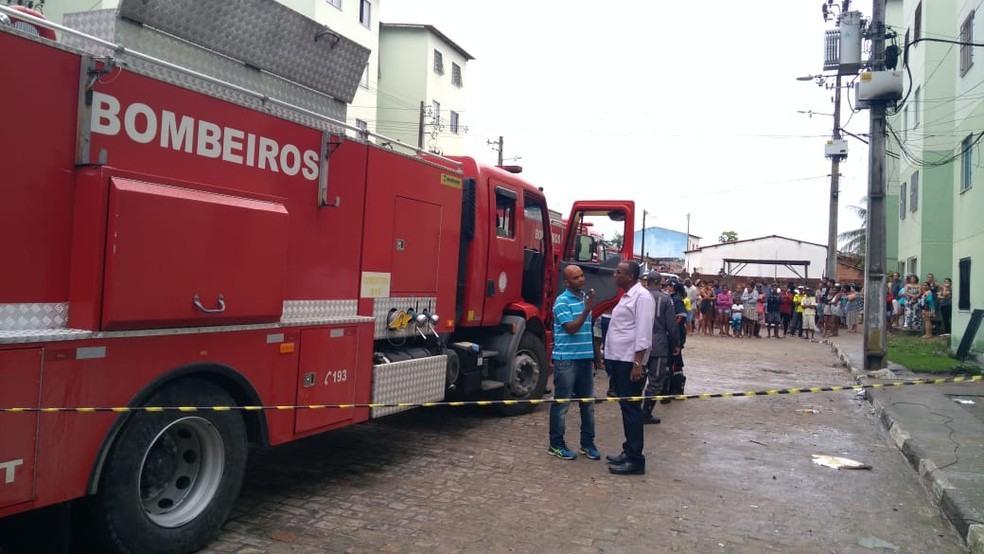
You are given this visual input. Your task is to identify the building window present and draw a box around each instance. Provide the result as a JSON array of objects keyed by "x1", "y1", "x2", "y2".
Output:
[
  {"x1": 359, "y1": 0, "x2": 371, "y2": 28},
  {"x1": 958, "y1": 257, "x2": 971, "y2": 310},
  {"x1": 914, "y1": 2, "x2": 922, "y2": 43},
  {"x1": 961, "y1": 12, "x2": 975, "y2": 75},
  {"x1": 451, "y1": 62, "x2": 462, "y2": 87},
  {"x1": 431, "y1": 100, "x2": 440, "y2": 124},
  {"x1": 326, "y1": 0, "x2": 341, "y2": 8},
  {"x1": 355, "y1": 118, "x2": 368, "y2": 140},
  {"x1": 907, "y1": 256, "x2": 918, "y2": 278},
  {"x1": 962, "y1": 135, "x2": 975, "y2": 191},
  {"x1": 910, "y1": 171, "x2": 919, "y2": 212},
  {"x1": 433, "y1": 49, "x2": 444, "y2": 75},
  {"x1": 450, "y1": 111, "x2": 459, "y2": 134},
  {"x1": 360, "y1": 63, "x2": 369, "y2": 88},
  {"x1": 899, "y1": 182, "x2": 907, "y2": 219},
  {"x1": 912, "y1": 87, "x2": 920, "y2": 130}
]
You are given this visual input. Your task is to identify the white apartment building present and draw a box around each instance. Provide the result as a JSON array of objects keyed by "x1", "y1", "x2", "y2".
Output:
[{"x1": 376, "y1": 23, "x2": 473, "y2": 155}]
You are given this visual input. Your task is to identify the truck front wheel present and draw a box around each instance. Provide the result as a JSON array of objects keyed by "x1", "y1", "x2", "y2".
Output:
[
  {"x1": 92, "y1": 378, "x2": 247, "y2": 554},
  {"x1": 499, "y1": 332, "x2": 548, "y2": 416}
]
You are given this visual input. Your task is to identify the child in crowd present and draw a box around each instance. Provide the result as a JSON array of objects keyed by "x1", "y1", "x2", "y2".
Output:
[
  {"x1": 800, "y1": 288, "x2": 817, "y2": 341},
  {"x1": 731, "y1": 299, "x2": 744, "y2": 337}
]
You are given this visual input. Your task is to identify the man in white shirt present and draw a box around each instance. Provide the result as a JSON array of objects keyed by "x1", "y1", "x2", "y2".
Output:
[{"x1": 603, "y1": 261, "x2": 655, "y2": 475}]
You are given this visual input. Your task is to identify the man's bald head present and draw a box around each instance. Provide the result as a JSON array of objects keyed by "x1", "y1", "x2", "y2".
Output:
[{"x1": 563, "y1": 264, "x2": 586, "y2": 291}]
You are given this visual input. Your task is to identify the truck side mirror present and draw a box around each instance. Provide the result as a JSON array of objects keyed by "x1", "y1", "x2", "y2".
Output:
[{"x1": 575, "y1": 234, "x2": 595, "y2": 263}]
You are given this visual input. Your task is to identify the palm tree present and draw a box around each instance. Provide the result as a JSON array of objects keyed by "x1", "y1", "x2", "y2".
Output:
[{"x1": 839, "y1": 198, "x2": 867, "y2": 266}]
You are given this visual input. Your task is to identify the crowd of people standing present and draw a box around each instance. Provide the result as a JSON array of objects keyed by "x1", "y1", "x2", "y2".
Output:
[
  {"x1": 691, "y1": 277, "x2": 864, "y2": 339},
  {"x1": 886, "y1": 271, "x2": 952, "y2": 338}
]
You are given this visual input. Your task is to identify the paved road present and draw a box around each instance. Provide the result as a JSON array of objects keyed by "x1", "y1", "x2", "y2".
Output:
[{"x1": 198, "y1": 332, "x2": 964, "y2": 553}]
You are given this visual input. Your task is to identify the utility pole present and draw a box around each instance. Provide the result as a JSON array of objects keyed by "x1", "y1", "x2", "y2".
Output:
[
  {"x1": 827, "y1": 74, "x2": 843, "y2": 281},
  {"x1": 641, "y1": 209, "x2": 648, "y2": 266},
  {"x1": 487, "y1": 136, "x2": 504, "y2": 166},
  {"x1": 863, "y1": 0, "x2": 888, "y2": 370},
  {"x1": 417, "y1": 101, "x2": 425, "y2": 149},
  {"x1": 686, "y1": 213, "x2": 691, "y2": 273}
]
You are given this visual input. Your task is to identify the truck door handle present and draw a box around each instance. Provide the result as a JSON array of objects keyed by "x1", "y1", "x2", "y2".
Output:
[
  {"x1": 486, "y1": 280, "x2": 495, "y2": 297},
  {"x1": 193, "y1": 294, "x2": 227, "y2": 314}
]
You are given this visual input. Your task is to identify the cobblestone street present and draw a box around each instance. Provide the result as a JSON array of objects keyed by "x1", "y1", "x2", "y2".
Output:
[{"x1": 201, "y1": 333, "x2": 966, "y2": 553}]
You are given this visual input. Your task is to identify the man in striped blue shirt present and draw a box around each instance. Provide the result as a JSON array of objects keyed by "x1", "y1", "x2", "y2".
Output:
[{"x1": 548, "y1": 264, "x2": 602, "y2": 461}]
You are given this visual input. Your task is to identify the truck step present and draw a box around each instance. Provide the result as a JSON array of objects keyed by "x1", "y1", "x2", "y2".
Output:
[
  {"x1": 480, "y1": 350, "x2": 498, "y2": 358},
  {"x1": 480, "y1": 380, "x2": 505, "y2": 391}
]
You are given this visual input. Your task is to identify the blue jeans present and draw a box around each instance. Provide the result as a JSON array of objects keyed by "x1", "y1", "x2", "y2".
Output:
[
  {"x1": 607, "y1": 359, "x2": 645, "y2": 465},
  {"x1": 549, "y1": 359, "x2": 596, "y2": 449}
]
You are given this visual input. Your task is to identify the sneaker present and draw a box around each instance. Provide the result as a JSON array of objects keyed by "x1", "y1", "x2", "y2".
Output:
[
  {"x1": 579, "y1": 445, "x2": 601, "y2": 460},
  {"x1": 547, "y1": 445, "x2": 576, "y2": 460}
]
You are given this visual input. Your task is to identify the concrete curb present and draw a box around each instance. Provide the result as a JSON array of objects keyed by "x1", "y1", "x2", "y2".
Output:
[{"x1": 828, "y1": 340, "x2": 981, "y2": 554}]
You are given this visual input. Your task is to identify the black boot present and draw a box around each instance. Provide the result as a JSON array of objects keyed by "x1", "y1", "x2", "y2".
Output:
[{"x1": 642, "y1": 400, "x2": 661, "y2": 424}]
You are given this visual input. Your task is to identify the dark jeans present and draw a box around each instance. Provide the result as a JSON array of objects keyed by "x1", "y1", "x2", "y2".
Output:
[
  {"x1": 790, "y1": 312, "x2": 803, "y2": 336},
  {"x1": 606, "y1": 359, "x2": 645, "y2": 466},
  {"x1": 942, "y1": 304, "x2": 952, "y2": 334},
  {"x1": 549, "y1": 359, "x2": 595, "y2": 449}
]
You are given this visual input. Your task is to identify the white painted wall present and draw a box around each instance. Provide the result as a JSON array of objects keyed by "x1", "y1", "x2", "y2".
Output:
[{"x1": 686, "y1": 236, "x2": 828, "y2": 282}]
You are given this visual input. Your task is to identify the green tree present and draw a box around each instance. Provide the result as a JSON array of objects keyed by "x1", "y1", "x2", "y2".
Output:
[
  {"x1": 718, "y1": 231, "x2": 738, "y2": 243},
  {"x1": 838, "y1": 198, "x2": 867, "y2": 268},
  {"x1": 607, "y1": 231, "x2": 623, "y2": 250}
]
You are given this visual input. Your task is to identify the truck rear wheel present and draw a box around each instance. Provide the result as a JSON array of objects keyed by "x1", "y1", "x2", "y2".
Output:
[
  {"x1": 92, "y1": 378, "x2": 247, "y2": 554},
  {"x1": 498, "y1": 333, "x2": 548, "y2": 416}
]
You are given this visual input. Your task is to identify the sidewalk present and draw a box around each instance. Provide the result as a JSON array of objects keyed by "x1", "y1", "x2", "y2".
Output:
[{"x1": 827, "y1": 332, "x2": 984, "y2": 553}]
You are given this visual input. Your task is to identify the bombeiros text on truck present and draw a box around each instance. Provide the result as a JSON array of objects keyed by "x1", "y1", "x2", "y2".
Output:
[{"x1": 0, "y1": 2, "x2": 635, "y2": 552}]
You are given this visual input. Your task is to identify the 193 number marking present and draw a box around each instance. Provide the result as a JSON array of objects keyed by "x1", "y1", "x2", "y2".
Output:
[{"x1": 324, "y1": 370, "x2": 348, "y2": 385}]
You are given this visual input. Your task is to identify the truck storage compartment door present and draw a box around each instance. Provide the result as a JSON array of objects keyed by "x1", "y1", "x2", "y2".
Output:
[
  {"x1": 0, "y1": 348, "x2": 41, "y2": 509},
  {"x1": 101, "y1": 178, "x2": 288, "y2": 331},
  {"x1": 392, "y1": 197, "x2": 442, "y2": 295},
  {"x1": 294, "y1": 327, "x2": 359, "y2": 433}
]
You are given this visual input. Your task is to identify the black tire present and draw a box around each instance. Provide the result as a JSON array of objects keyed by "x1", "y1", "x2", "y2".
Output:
[
  {"x1": 498, "y1": 332, "x2": 548, "y2": 416},
  {"x1": 92, "y1": 378, "x2": 247, "y2": 554}
]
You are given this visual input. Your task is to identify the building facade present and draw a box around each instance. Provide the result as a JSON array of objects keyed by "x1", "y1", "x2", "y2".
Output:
[
  {"x1": 376, "y1": 23, "x2": 473, "y2": 155},
  {"x1": 887, "y1": 0, "x2": 984, "y2": 356}
]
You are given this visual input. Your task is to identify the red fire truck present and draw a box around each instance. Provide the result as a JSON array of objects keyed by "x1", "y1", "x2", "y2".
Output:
[{"x1": 0, "y1": 5, "x2": 634, "y2": 552}]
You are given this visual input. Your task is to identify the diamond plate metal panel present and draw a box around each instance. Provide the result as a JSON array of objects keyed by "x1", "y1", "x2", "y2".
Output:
[
  {"x1": 0, "y1": 329, "x2": 93, "y2": 345},
  {"x1": 61, "y1": 10, "x2": 116, "y2": 56},
  {"x1": 371, "y1": 355, "x2": 447, "y2": 419},
  {"x1": 372, "y1": 297, "x2": 438, "y2": 339},
  {"x1": 282, "y1": 300, "x2": 358, "y2": 322},
  {"x1": 117, "y1": 0, "x2": 369, "y2": 102},
  {"x1": 0, "y1": 303, "x2": 69, "y2": 331},
  {"x1": 62, "y1": 11, "x2": 348, "y2": 128}
]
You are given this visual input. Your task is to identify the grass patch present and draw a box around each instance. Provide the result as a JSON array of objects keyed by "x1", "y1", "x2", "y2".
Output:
[{"x1": 887, "y1": 334, "x2": 981, "y2": 374}]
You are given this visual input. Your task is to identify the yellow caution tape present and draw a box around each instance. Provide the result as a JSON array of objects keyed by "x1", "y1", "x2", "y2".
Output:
[{"x1": 0, "y1": 375, "x2": 979, "y2": 413}]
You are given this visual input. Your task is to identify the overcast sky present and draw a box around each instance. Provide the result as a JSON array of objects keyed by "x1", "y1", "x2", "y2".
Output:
[{"x1": 379, "y1": 1, "x2": 874, "y2": 247}]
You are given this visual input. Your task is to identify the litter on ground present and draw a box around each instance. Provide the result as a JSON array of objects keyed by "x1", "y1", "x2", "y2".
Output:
[{"x1": 812, "y1": 454, "x2": 872, "y2": 470}]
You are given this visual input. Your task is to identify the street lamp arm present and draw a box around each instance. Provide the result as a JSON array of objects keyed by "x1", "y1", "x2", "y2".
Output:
[{"x1": 839, "y1": 128, "x2": 868, "y2": 144}]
